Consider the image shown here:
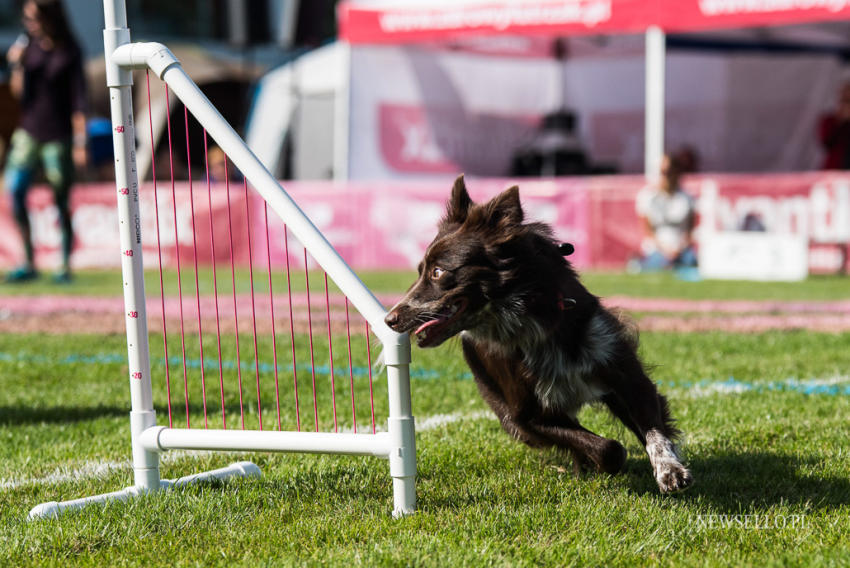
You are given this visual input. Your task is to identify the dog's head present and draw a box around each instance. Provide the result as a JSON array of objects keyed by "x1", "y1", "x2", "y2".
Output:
[{"x1": 385, "y1": 175, "x2": 562, "y2": 348}]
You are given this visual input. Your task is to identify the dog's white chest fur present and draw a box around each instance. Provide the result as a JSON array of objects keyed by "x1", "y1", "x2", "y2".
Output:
[
  {"x1": 466, "y1": 310, "x2": 617, "y2": 415},
  {"x1": 528, "y1": 312, "x2": 617, "y2": 415}
]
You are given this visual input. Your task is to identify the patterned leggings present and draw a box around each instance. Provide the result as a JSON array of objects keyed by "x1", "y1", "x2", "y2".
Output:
[{"x1": 3, "y1": 129, "x2": 74, "y2": 267}]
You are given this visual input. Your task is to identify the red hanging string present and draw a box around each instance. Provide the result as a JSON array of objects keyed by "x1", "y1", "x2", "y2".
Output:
[
  {"x1": 366, "y1": 322, "x2": 376, "y2": 435},
  {"x1": 324, "y1": 273, "x2": 338, "y2": 432},
  {"x1": 147, "y1": 71, "x2": 173, "y2": 428},
  {"x1": 203, "y1": 130, "x2": 227, "y2": 429},
  {"x1": 184, "y1": 107, "x2": 208, "y2": 429},
  {"x1": 304, "y1": 250, "x2": 319, "y2": 432},
  {"x1": 283, "y1": 227, "x2": 301, "y2": 431},
  {"x1": 264, "y1": 203, "x2": 282, "y2": 431},
  {"x1": 224, "y1": 158, "x2": 245, "y2": 430},
  {"x1": 345, "y1": 298, "x2": 357, "y2": 433},
  {"x1": 244, "y1": 179, "x2": 264, "y2": 430},
  {"x1": 164, "y1": 88, "x2": 191, "y2": 429}
]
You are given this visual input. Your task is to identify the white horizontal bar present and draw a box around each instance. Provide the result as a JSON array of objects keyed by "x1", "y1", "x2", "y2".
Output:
[{"x1": 140, "y1": 426, "x2": 392, "y2": 458}]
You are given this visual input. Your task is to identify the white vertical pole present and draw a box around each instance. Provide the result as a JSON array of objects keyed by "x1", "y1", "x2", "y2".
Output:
[
  {"x1": 385, "y1": 340, "x2": 416, "y2": 517},
  {"x1": 333, "y1": 42, "x2": 351, "y2": 181},
  {"x1": 645, "y1": 25, "x2": 666, "y2": 182},
  {"x1": 103, "y1": 0, "x2": 160, "y2": 492}
]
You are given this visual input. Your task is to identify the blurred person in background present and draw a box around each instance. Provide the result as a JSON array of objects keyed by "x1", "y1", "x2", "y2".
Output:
[
  {"x1": 818, "y1": 81, "x2": 850, "y2": 170},
  {"x1": 3, "y1": 0, "x2": 86, "y2": 283},
  {"x1": 633, "y1": 152, "x2": 697, "y2": 273},
  {"x1": 0, "y1": 76, "x2": 20, "y2": 171}
]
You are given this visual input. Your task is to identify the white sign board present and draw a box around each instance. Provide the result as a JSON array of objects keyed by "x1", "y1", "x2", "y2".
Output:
[{"x1": 698, "y1": 231, "x2": 808, "y2": 281}]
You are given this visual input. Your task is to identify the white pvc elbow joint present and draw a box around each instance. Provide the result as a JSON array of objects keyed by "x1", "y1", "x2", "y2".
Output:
[{"x1": 111, "y1": 42, "x2": 180, "y2": 79}]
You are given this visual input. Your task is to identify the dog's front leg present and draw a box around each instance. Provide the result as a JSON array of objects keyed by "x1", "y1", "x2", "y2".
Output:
[
  {"x1": 600, "y1": 357, "x2": 693, "y2": 493},
  {"x1": 461, "y1": 339, "x2": 551, "y2": 448}
]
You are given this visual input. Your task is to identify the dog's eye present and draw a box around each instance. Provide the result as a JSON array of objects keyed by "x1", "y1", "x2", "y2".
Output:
[{"x1": 431, "y1": 267, "x2": 446, "y2": 280}]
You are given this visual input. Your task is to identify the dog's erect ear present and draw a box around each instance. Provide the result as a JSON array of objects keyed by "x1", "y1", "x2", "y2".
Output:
[
  {"x1": 445, "y1": 174, "x2": 472, "y2": 224},
  {"x1": 484, "y1": 185, "x2": 524, "y2": 228}
]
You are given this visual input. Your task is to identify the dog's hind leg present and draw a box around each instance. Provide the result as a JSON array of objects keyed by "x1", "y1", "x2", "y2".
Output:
[
  {"x1": 526, "y1": 417, "x2": 627, "y2": 475},
  {"x1": 602, "y1": 356, "x2": 693, "y2": 493}
]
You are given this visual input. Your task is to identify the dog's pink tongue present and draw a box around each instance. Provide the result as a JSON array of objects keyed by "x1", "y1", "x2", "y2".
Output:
[{"x1": 414, "y1": 317, "x2": 445, "y2": 336}]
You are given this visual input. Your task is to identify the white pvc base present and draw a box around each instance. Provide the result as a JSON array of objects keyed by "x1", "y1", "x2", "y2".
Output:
[{"x1": 27, "y1": 461, "x2": 261, "y2": 521}]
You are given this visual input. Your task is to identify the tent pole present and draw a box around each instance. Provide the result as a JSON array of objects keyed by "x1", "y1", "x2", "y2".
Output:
[
  {"x1": 333, "y1": 42, "x2": 351, "y2": 181},
  {"x1": 645, "y1": 25, "x2": 665, "y2": 182}
]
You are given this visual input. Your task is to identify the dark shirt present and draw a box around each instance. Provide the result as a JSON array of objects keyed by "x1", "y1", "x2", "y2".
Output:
[
  {"x1": 818, "y1": 114, "x2": 850, "y2": 170},
  {"x1": 19, "y1": 38, "x2": 86, "y2": 143}
]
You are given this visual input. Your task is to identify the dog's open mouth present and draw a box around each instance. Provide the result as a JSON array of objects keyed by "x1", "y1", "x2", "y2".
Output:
[{"x1": 413, "y1": 299, "x2": 468, "y2": 347}]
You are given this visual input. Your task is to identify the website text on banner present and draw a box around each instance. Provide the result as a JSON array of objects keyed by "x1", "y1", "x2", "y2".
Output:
[{"x1": 339, "y1": 0, "x2": 850, "y2": 44}]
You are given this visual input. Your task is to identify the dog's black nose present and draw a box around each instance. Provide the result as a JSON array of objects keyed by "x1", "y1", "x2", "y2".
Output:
[{"x1": 384, "y1": 310, "x2": 400, "y2": 330}]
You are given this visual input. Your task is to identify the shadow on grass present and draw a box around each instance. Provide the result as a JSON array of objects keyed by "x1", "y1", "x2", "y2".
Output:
[
  {"x1": 0, "y1": 404, "x2": 128, "y2": 425},
  {"x1": 0, "y1": 403, "x2": 267, "y2": 426},
  {"x1": 623, "y1": 450, "x2": 850, "y2": 511}
]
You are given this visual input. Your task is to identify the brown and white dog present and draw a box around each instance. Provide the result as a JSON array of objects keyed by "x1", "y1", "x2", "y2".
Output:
[{"x1": 385, "y1": 176, "x2": 693, "y2": 493}]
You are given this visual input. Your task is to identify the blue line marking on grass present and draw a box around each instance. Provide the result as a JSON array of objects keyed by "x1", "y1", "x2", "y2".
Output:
[
  {"x1": 0, "y1": 350, "x2": 453, "y2": 381},
  {"x1": 2, "y1": 350, "x2": 849, "y2": 396},
  {"x1": 656, "y1": 376, "x2": 850, "y2": 397}
]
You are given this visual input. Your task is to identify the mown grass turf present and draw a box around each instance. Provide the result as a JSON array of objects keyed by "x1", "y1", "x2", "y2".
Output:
[
  {"x1": 1, "y1": 268, "x2": 849, "y2": 301},
  {"x1": 0, "y1": 268, "x2": 417, "y2": 299},
  {"x1": 1, "y1": 273, "x2": 849, "y2": 566}
]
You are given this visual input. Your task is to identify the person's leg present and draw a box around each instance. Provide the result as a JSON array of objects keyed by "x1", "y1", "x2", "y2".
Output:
[
  {"x1": 3, "y1": 130, "x2": 39, "y2": 280},
  {"x1": 640, "y1": 250, "x2": 670, "y2": 272},
  {"x1": 674, "y1": 246, "x2": 698, "y2": 268},
  {"x1": 672, "y1": 246, "x2": 701, "y2": 281},
  {"x1": 41, "y1": 139, "x2": 75, "y2": 280}
]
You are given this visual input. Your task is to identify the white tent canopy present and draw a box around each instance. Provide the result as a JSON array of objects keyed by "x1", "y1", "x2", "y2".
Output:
[{"x1": 246, "y1": 1, "x2": 850, "y2": 180}]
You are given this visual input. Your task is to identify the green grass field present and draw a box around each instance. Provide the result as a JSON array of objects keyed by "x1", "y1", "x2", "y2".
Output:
[{"x1": 1, "y1": 270, "x2": 849, "y2": 567}]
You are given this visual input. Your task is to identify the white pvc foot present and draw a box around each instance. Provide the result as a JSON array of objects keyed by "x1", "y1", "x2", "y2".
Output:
[
  {"x1": 167, "y1": 461, "x2": 262, "y2": 488},
  {"x1": 27, "y1": 486, "x2": 144, "y2": 521},
  {"x1": 27, "y1": 461, "x2": 261, "y2": 521}
]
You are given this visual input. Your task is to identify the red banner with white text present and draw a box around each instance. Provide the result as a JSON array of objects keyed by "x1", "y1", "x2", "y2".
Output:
[
  {"x1": 339, "y1": 0, "x2": 651, "y2": 44},
  {"x1": 339, "y1": 0, "x2": 850, "y2": 44},
  {"x1": 660, "y1": 1, "x2": 850, "y2": 33}
]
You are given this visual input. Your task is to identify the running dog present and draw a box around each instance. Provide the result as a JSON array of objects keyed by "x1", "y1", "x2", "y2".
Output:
[{"x1": 385, "y1": 175, "x2": 693, "y2": 493}]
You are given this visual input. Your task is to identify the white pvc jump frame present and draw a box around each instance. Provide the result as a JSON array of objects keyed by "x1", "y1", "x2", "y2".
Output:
[{"x1": 29, "y1": 0, "x2": 415, "y2": 519}]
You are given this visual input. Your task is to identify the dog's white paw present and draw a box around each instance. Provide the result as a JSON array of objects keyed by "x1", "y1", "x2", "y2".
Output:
[
  {"x1": 646, "y1": 428, "x2": 693, "y2": 494},
  {"x1": 653, "y1": 459, "x2": 693, "y2": 493}
]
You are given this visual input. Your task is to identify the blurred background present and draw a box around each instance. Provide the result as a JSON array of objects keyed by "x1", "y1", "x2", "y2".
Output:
[{"x1": 1, "y1": 0, "x2": 849, "y2": 278}]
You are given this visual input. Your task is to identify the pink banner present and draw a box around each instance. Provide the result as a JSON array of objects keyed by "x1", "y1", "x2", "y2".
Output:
[
  {"x1": 261, "y1": 179, "x2": 591, "y2": 270},
  {"x1": 1, "y1": 173, "x2": 848, "y2": 274}
]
